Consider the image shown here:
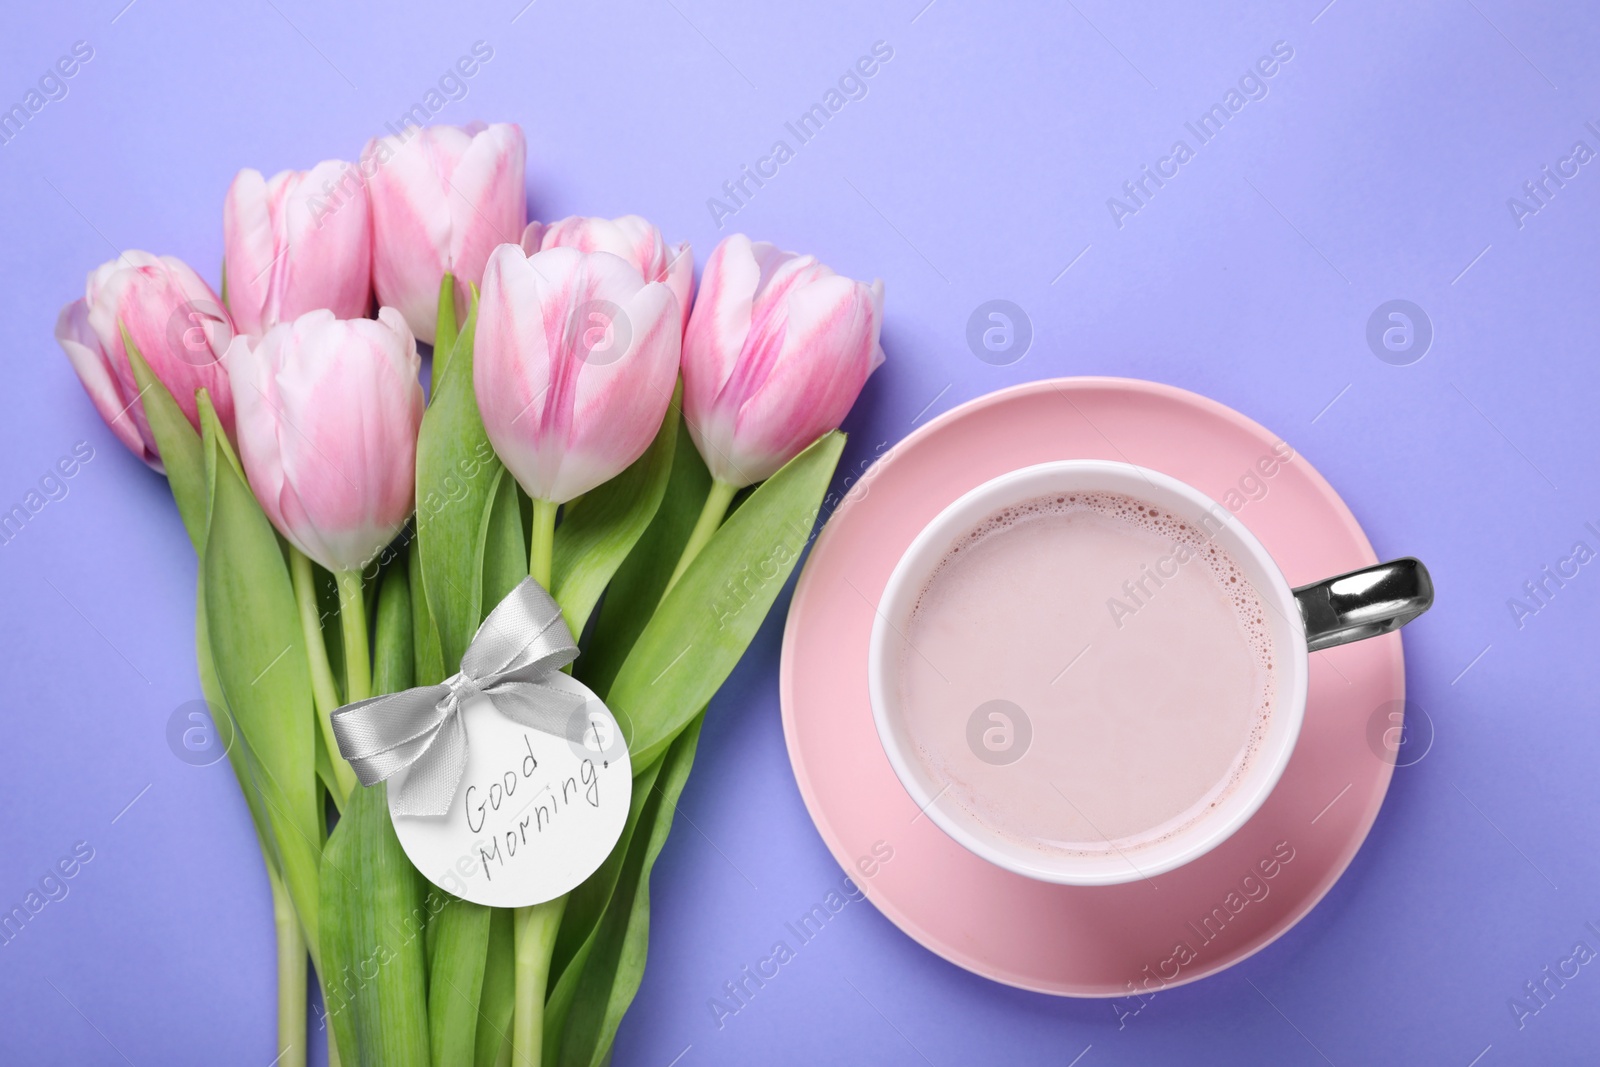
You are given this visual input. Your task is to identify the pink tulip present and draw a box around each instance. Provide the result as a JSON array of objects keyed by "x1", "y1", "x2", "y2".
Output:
[
  {"x1": 682, "y1": 235, "x2": 884, "y2": 488},
  {"x1": 363, "y1": 122, "x2": 526, "y2": 344},
  {"x1": 226, "y1": 308, "x2": 423, "y2": 573},
  {"x1": 55, "y1": 251, "x2": 235, "y2": 470},
  {"x1": 521, "y1": 215, "x2": 693, "y2": 332},
  {"x1": 474, "y1": 244, "x2": 680, "y2": 504},
  {"x1": 223, "y1": 159, "x2": 372, "y2": 336}
]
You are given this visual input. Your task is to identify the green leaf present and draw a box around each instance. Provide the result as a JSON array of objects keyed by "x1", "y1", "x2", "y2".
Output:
[
  {"x1": 575, "y1": 415, "x2": 710, "y2": 698},
  {"x1": 473, "y1": 908, "x2": 516, "y2": 1067},
  {"x1": 319, "y1": 567, "x2": 430, "y2": 1067},
  {"x1": 543, "y1": 755, "x2": 666, "y2": 1066},
  {"x1": 408, "y1": 528, "x2": 445, "y2": 686},
  {"x1": 416, "y1": 291, "x2": 503, "y2": 669},
  {"x1": 548, "y1": 757, "x2": 665, "y2": 980},
  {"x1": 428, "y1": 899, "x2": 492, "y2": 1065},
  {"x1": 198, "y1": 387, "x2": 247, "y2": 482},
  {"x1": 433, "y1": 467, "x2": 523, "y2": 1066},
  {"x1": 551, "y1": 386, "x2": 679, "y2": 638},
  {"x1": 415, "y1": 289, "x2": 509, "y2": 1065},
  {"x1": 425, "y1": 890, "x2": 445, "y2": 970},
  {"x1": 188, "y1": 393, "x2": 278, "y2": 878},
  {"x1": 557, "y1": 715, "x2": 703, "y2": 1067},
  {"x1": 373, "y1": 562, "x2": 414, "y2": 695},
  {"x1": 124, "y1": 333, "x2": 206, "y2": 553},
  {"x1": 432, "y1": 273, "x2": 458, "y2": 395},
  {"x1": 607, "y1": 432, "x2": 845, "y2": 768},
  {"x1": 479, "y1": 466, "x2": 527, "y2": 613},
  {"x1": 321, "y1": 782, "x2": 431, "y2": 1067},
  {"x1": 195, "y1": 577, "x2": 277, "y2": 865},
  {"x1": 199, "y1": 392, "x2": 323, "y2": 968}
]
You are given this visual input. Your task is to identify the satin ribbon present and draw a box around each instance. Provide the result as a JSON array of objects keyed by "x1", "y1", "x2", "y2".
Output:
[{"x1": 331, "y1": 577, "x2": 586, "y2": 817}]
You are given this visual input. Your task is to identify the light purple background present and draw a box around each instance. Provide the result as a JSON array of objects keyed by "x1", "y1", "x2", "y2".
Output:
[{"x1": 2, "y1": 1, "x2": 1597, "y2": 1063}]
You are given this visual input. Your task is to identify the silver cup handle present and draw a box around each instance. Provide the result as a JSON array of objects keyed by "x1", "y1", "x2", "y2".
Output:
[{"x1": 1293, "y1": 557, "x2": 1434, "y2": 652}]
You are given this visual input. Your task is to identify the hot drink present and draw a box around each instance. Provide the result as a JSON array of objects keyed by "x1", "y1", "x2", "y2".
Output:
[{"x1": 893, "y1": 491, "x2": 1279, "y2": 856}]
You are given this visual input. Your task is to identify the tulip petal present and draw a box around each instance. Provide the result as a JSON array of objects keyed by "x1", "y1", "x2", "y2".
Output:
[
  {"x1": 664, "y1": 240, "x2": 695, "y2": 332},
  {"x1": 229, "y1": 309, "x2": 423, "y2": 573},
  {"x1": 476, "y1": 246, "x2": 680, "y2": 504},
  {"x1": 682, "y1": 234, "x2": 758, "y2": 435},
  {"x1": 76, "y1": 251, "x2": 235, "y2": 448},
  {"x1": 366, "y1": 124, "x2": 525, "y2": 344},
  {"x1": 732, "y1": 275, "x2": 879, "y2": 484},
  {"x1": 222, "y1": 168, "x2": 277, "y2": 336},
  {"x1": 519, "y1": 220, "x2": 546, "y2": 256},
  {"x1": 475, "y1": 243, "x2": 557, "y2": 498},
  {"x1": 519, "y1": 247, "x2": 635, "y2": 499},
  {"x1": 55, "y1": 299, "x2": 156, "y2": 465},
  {"x1": 527, "y1": 214, "x2": 694, "y2": 334},
  {"x1": 553, "y1": 275, "x2": 678, "y2": 502},
  {"x1": 447, "y1": 123, "x2": 527, "y2": 305},
  {"x1": 366, "y1": 131, "x2": 454, "y2": 343},
  {"x1": 680, "y1": 236, "x2": 884, "y2": 487},
  {"x1": 227, "y1": 329, "x2": 291, "y2": 535},
  {"x1": 274, "y1": 160, "x2": 373, "y2": 329}
]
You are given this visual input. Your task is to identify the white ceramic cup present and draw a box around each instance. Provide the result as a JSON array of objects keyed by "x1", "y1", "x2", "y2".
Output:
[{"x1": 867, "y1": 460, "x2": 1431, "y2": 886}]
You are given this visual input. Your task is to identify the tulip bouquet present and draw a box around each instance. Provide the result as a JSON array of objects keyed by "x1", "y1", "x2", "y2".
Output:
[{"x1": 56, "y1": 121, "x2": 884, "y2": 1067}]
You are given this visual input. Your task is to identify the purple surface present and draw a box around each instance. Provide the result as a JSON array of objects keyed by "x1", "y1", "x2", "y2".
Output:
[{"x1": 1, "y1": 1, "x2": 1596, "y2": 1063}]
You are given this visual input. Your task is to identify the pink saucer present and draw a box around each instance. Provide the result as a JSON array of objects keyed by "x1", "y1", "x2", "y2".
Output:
[{"x1": 779, "y1": 377, "x2": 1404, "y2": 997}]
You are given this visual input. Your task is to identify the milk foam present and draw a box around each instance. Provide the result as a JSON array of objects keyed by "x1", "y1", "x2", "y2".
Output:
[{"x1": 897, "y1": 491, "x2": 1279, "y2": 857}]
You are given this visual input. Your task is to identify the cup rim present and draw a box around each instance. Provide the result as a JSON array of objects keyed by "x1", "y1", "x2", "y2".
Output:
[{"x1": 866, "y1": 459, "x2": 1311, "y2": 886}]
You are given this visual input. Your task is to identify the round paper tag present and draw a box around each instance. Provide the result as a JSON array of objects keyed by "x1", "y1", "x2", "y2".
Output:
[{"x1": 388, "y1": 672, "x2": 631, "y2": 908}]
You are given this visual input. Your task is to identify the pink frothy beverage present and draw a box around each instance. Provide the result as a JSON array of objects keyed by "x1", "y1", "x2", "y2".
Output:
[{"x1": 895, "y1": 491, "x2": 1280, "y2": 857}]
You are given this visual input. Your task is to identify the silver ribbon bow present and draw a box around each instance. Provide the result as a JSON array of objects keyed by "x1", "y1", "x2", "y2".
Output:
[{"x1": 331, "y1": 577, "x2": 586, "y2": 817}]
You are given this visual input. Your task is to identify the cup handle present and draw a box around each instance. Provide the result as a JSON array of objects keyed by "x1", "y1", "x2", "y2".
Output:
[{"x1": 1292, "y1": 557, "x2": 1434, "y2": 652}]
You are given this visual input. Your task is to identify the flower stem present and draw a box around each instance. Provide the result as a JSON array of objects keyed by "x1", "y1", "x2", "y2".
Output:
[
  {"x1": 511, "y1": 496, "x2": 564, "y2": 1067},
  {"x1": 662, "y1": 478, "x2": 738, "y2": 599},
  {"x1": 335, "y1": 570, "x2": 371, "y2": 705},
  {"x1": 290, "y1": 550, "x2": 356, "y2": 804},
  {"x1": 269, "y1": 864, "x2": 308, "y2": 1067},
  {"x1": 529, "y1": 498, "x2": 558, "y2": 588},
  {"x1": 511, "y1": 896, "x2": 567, "y2": 1067}
]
